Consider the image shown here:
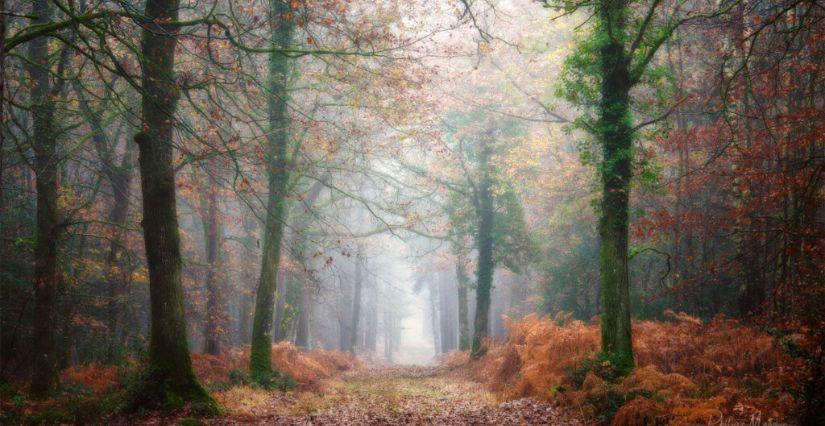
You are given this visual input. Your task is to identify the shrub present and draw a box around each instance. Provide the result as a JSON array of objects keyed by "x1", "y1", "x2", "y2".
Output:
[
  {"x1": 190, "y1": 343, "x2": 360, "y2": 392},
  {"x1": 456, "y1": 311, "x2": 798, "y2": 424}
]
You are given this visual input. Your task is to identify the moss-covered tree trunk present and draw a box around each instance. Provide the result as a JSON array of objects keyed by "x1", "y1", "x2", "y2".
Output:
[
  {"x1": 0, "y1": 0, "x2": 6, "y2": 215},
  {"x1": 131, "y1": 0, "x2": 215, "y2": 411},
  {"x1": 471, "y1": 138, "x2": 494, "y2": 359},
  {"x1": 456, "y1": 257, "x2": 470, "y2": 351},
  {"x1": 249, "y1": 1, "x2": 294, "y2": 380},
  {"x1": 596, "y1": 0, "x2": 635, "y2": 374},
  {"x1": 202, "y1": 178, "x2": 223, "y2": 355},
  {"x1": 27, "y1": 0, "x2": 61, "y2": 398}
]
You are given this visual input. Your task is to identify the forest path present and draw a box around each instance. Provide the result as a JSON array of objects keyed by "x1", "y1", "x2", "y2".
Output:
[{"x1": 210, "y1": 364, "x2": 581, "y2": 425}]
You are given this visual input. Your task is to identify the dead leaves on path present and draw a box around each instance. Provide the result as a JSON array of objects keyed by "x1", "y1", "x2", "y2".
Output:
[{"x1": 212, "y1": 365, "x2": 581, "y2": 425}]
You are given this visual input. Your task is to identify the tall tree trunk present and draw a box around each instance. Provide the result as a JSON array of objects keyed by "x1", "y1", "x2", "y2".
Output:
[
  {"x1": 456, "y1": 257, "x2": 470, "y2": 351},
  {"x1": 364, "y1": 285, "x2": 378, "y2": 352},
  {"x1": 238, "y1": 208, "x2": 258, "y2": 345},
  {"x1": 27, "y1": 0, "x2": 61, "y2": 398},
  {"x1": 596, "y1": 0, "x2": 634, "y2": 373},
  {"x1": 0, "y1": 0, "x2": 6, "y2": 215},
  {"x1": 439, "y1": 270, "x2": 455, "y2": 353},
  {"x1": 202, "y1": 178, "x2": 223, "y2": 355},
  {"x1": 295, "y1": 282, "x2": 311, "y2": 349},
  {"x1": 249, "y1": 1, "x2": 294, "y2": 380},
  {"x1": 290, "y1": 181, "x2": 323, "y2": 349},
  {"x1": 0, "y1": 0, "x2": 7, "y2": 382},
  {"x1": 348, "y1": 246, "x2": 363, "y2": 353},
  {"x1": 131, "y1": 0, "x2": 215, "y2": 410},
  {"x1": 429, "y1": 279, "x2": 441, "y2": 356},
  {"x1": 471, "y1": 138, "x2": 494, "y2": 359},
  {"x1": 338, "y1": 273, "x2": 352, "y2": 351},
  {"x1": 383, "y1": 309, "x2": 393, "y2": 362}
]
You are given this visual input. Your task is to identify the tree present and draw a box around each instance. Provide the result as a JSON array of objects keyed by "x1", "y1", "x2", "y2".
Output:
[
  {"x1": 348, "y1": 245, "x2": 364, "y2": 354},
  {"x1": 249, "y1": 0, "x2": 295, "y2": 382},
  {"x1": 130, "y1": 0, "x2": 216, "y2": 411},
  {"x1": 27, "y1": 0, "x2": 64, "y2": 398},
  {"x1": 472, "y1": 130, "x2": 495, "y2": 358},
  {"x1": 200, "y1": 174, "x2": 224, "y2": 356},
  {"x1": 440, "y1": 110, "x2": 534, "y2": 358},
  {"x1": 553, "y1": 0, "x2": 733, "y2": 374},
  {"x1": 455, "y1": 252, "x2": 471, "y2": 351}
]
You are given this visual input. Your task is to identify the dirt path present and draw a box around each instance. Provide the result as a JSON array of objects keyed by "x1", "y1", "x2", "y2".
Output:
[{"x1": 207, "y1": 365, "x2": 580, "y2": 425}]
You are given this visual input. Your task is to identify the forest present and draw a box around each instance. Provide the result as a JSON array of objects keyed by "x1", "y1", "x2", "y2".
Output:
[{"x1": 0, "y1": 0, "x2": 822, "y2": 424}]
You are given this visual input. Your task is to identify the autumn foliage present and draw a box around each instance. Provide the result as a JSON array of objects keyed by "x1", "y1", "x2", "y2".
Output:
[
  {"x1": 191, "y1": 343, "x2": 359, "y2": 391},
  {"x1": 459, "y1": 312, "x2": 799, "y2": 424},
  {"x1": 59, "y1": 364, "x2": 121, "y2": 394}
]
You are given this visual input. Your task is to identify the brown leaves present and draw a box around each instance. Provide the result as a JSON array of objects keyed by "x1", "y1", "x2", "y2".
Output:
[{"x1": 462, "y1": 313, "x2": 797, "y2": 424}]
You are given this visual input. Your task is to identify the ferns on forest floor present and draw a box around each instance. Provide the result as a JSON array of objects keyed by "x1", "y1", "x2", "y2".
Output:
[{"x1": 451, "y1": 311, "x2": 800, "y2": 425}]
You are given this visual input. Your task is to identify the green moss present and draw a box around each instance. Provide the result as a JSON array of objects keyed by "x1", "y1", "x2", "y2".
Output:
[
  {"x1": 126, "y1": 366, "x2": 220, "y2": 415},
  {"x1": 250, "y1": 369, "x2": 296, "y2": 391}
]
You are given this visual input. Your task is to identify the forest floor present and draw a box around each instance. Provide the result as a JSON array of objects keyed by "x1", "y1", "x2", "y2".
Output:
[{"x1": 122, "y1": 365, "x2": 581, "y2": 425}]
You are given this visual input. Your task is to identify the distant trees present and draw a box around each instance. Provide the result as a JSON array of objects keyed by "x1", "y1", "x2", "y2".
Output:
[
  {"x1": 439, "y1": 110, "x2": 534, "y2": 359},
  {"x1": 199, "y1": 172, "x2": 224, "y2": 356}
]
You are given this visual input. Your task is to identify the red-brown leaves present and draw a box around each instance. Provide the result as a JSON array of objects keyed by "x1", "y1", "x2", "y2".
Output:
[{"x1": 461, "y1": 312, "x2": 797, "y2": 424}]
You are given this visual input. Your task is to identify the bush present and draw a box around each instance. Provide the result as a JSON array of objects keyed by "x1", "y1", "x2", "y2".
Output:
[
  {"x1": 191, "y1": 343, "x2": 360, "y2": 392},
  {"x1": 457, "y1": 311, "x2": 798, "y2": 424}
]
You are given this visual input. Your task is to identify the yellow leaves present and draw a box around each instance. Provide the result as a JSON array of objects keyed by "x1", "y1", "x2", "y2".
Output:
[{"x1": 131, "y1": 268, "x2": 149, "y2": 284}]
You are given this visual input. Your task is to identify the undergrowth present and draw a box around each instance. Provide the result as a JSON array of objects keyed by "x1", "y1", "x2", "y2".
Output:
[
  {"x1": 451, "y1": 310, "x2": 806, "y2": 425},
  {"x1": 1, "y1": 343, "x2": 358, "y2": 423}
]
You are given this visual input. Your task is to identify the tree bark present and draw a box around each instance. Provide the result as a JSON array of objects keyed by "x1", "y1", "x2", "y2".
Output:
[
  {"x1": 27, "y1": 0, "x2": 61, "y2": 398},
  {"x1": 471, "y1": 137, "x2": 494, "y2": 359},
  {"x1": 596, "y1": 0, "x2": 635, "y2": 373},
  {"x1": 456, "y1": 257, "x2": 470, "y2": 351},
  {"x1": 249, "y1": 1, "x2": 294, "y2": 380},
  {"x1": 131, "y1": 0, "x2": 215, "y2": 410},
  {"x1": 202, "y1": 178, "x2": 223, "y2": 355},
  {"x1": 0, "y1": 0, "x2": 6, "y2": 215}
]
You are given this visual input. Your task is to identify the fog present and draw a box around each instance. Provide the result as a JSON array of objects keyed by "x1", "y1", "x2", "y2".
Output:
[{"x1": 3, "y1": 0, "x2": 822, "y2": 422}]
